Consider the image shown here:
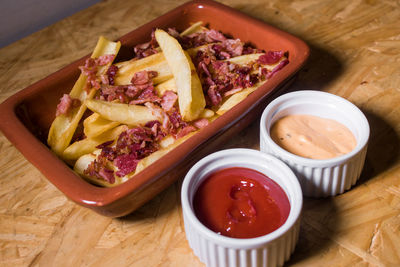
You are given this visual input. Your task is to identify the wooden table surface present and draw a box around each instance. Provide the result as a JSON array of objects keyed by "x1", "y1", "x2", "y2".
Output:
[{"x1": 1, "y1": 0, "x2": 399, "y2": 266}]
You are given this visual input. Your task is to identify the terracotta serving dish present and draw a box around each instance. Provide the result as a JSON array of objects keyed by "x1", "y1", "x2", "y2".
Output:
[{"x1": 0, "y1": 0, "x2": 309, "y2": 217}]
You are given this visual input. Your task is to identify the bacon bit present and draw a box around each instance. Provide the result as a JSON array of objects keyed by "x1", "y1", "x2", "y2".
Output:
[
  {"x1": 207, "y1": 85, "x2": 222, "y2": 106},
  {"x1": 96, "y1": 140, "x2": 114, "y2": 149},
  {"x1": 129, "y1": 87, "x2": 161, "y2": 105},
  {"x1": 257, "y1": 51, "x2": 285, "y2": 65},
  {"x1": 224, "y1": 87, "x2": 243, "y2": 97},
  {"x1": 98, "y1": 168, "x2": 115, "y2": 184},
  {"x1": 167, "y1": 28, "x2": 180, "y2": 38},
  {"x1": 145, "y1": 102, "x2": 167, "y2": 122},
  {"x1": 131, "y1": 70, "x2": 158, "y2": 86},
  {"x1": 193, "y1": 118, "x2": 209, "y2": 129},
  {"x1": 265, "y1": 59, "x2": 289, "y2": 79},
  {"x1": 222, "y1": 39, "x2": 243, "y2": 57},
  {"x1": 55, "y1": 94, "x2": 81, "y2": 116},
  {"x1": 84, "y1": 157, "x2": 115, "y2": 184},
  {"x1": 176, "y1": 125, "x2": 196, "y2": 138},
  {"x1": 134, "y1": 29, "x2": 159, "y2": 59},
  {"x1": 145, "y1": 121, "x2": 165, "y2": 141},
  {"x1": 114, "y1": 154, "x2": 139, "y2": 177},
  {"x1": 106, "y1": 65, "x2": 118, "y2": 85},
  {"x1": 205, "y1": 29, "x2": 227, "y2": 42},
  {"x1": 161, "y1": 91, "x2": 178, "y2": 112}
]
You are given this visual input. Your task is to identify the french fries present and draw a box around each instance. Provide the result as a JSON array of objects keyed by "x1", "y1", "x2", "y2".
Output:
[
  {"x1": 83, "y1": 113, "x2": 120, "y2": 138},
  {"x1": 48, "y1": 36, "x2": 121, "y2": 156},
  {"x1": 48, "y1": 22, "x2": 289, "y2": 188},
  {"x1": 85, "y1": 99, "x2": 158, "y2": 126},
  {"x1": 216, "y1": 84, "x2": 261, "y2": 115},
  {"x1": 63, "y1": 125, "x2": 128, "y2": 161},
  {"x1": 155, "y1": 29, "x2": 205, "y2": 121}
]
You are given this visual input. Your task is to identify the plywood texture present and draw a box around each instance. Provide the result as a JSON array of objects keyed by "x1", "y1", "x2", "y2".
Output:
[{"x1": 0, "y1": 0, "x2": 399, "y2": 266}]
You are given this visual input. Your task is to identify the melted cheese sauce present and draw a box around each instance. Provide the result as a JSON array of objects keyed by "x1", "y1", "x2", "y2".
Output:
[{"x1": 270, "y1": 114, "x2": 356, "y2": 159}]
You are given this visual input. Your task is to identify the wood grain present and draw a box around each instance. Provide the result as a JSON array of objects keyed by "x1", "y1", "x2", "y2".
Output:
[{"x1": 0, "y1": 0, "x2": 399, "y2": 266}]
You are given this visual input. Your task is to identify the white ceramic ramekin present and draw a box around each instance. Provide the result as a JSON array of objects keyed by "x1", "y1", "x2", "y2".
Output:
[
  {"x1": 181, "y1": 149, "x2": 303, "y2": 267},
  {"x1": 260, "y1": 90, "x2": 370, "y2": 197}
]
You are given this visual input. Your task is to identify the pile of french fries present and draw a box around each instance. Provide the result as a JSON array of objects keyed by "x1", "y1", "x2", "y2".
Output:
[{"x1": 47, "y1": 22, "x2": 288, "y2": 187}]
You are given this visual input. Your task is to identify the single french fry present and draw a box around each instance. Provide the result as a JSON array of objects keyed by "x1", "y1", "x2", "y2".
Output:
[
  {"x1": 159, "y1": 135, "x2": 175, "y2": 148},
  {"x1": 155, "y1": 29, "x2": 205, "y2": 121},
  {"x1": 85, "y1": 99, "x2": 158, "y2": 126},
  {"x1": 154, "y1": 76, "x2": 177, "y2": 96},
  {"x1": 227, "y1": 53, "x2": 264, "y2": 65},
  {"x1": 216, "y1": 83, "x2": 262, "y2": 115},
  {"x1": 63, "y1": 125, "x2": 127, "y2": 161},
  {"x1": 83, "y1": 113, "x2": 120, "y2": 138},
  {"x1": 200, "y1": 108, "x2": 215, "y2": 119},
  {"x1": 48, "y1": 36, "x2": 121, "y2": 156},
  {"x1": 180, "y1": 21, "x2": 204, "y2": 36}
]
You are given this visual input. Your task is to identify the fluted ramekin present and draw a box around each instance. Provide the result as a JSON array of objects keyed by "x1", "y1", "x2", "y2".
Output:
[
  {"x1": 260, "y1": 90, "x2": 369, "y2": 197},
  {"x1": 181, "y1": 149, "x2": 303, "y2": 267}
]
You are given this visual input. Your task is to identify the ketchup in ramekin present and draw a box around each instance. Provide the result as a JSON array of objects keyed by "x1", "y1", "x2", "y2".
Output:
[{"x1": 193, "y1": 167, "x2": 290, "y2": 238}]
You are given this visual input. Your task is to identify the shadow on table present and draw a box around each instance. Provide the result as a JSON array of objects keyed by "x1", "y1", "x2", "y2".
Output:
[
  {"x1": 117, "y1": 181, "x2": 180, "y2": 222},
  {"x1": 354, "y1": 110, "x2": 400, "y2": 186},
  {"x1": 285, "y1": 197, "x2": 339, "y2": 266}
]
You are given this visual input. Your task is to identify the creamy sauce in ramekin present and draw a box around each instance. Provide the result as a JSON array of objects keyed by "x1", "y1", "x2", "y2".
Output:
[{"x1": 270, "y1": 114, "x2": 356, "y2": 159}]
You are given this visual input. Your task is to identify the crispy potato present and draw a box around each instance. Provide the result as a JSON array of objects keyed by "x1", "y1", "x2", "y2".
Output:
[
  {"x1": 155, "y1": 29, "x2": 205, "y2": 121},
  {"x1": 228, "y1": 53, "x2": 288, "y2": 72},
  {"x1": 199, "y1": 108, "x2": 215, "y2": 119},
  {"x1": 63, "y1": 125, "x2": 127, "y2": 161},
  {"x1": 154, "y1": 77, "x2": 177, "y2": 96},
  {"x1": 227, "y1": 53, "x2": 264, "y2": 65},
  {"x1": 180, "y1": 21, "x2": 204, "y2": 36},
  {"x1": 48, "y1": 36, "x2": 121, "y2": 156},
  {"x1": 216, "y1": 83, "x2": 262, "y2": 115},
  {"x1": 85, "y1": 99, "x2": 158, "y2": 126},
  {"x1": 83, "y1": 113, "x2": 120, "y2": 138},
  {"x1": 159, "y1": 135, "x2": 175, "y2": 148}
]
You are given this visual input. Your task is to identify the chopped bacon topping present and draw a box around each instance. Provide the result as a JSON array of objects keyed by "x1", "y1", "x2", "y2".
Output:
[
  {"x1": 193, "y1": 47, "x2": 287, "y2": 106},
  {"x1": 79, "y1": 54, "x2": 115, "y2": 92},
  {"x1": 134, "y1": 29, "x2": 159, "y2": 59},
  {"x1": 55, "y1": 94, "x2": 81, "y2": 116},
  {"x1": 160, "y1": 91, "x2": 178, "y2": 112},
  {"x1": 84, "y1": 123, "x2": 165, "y2": 182},
  {"x1": 176, "y1": 125, "x2": 196, "y2": 139},
  {"x1": 98, "y1": 70, "x2": 160, "y2": 104},
  {"x1": 105, "y1": 65, "x2": 118, "y2": 85},
  {"x1": 81, "y1": 27, "x2": 289, "y2": 185},
  {"x1": 193, "y1": 118, "x2": 209, "y2": 129},
  {"x1": 84, "y1": 157, "x2": 115, "y2": 184},
  {"x1": 257, "y1": 51, "x2": 285, "y2": 65}
]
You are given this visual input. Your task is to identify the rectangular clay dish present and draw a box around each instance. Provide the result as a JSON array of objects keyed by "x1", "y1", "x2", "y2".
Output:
[{"x1": 0, "y1": 0, "x2": 309, "y2": 217}]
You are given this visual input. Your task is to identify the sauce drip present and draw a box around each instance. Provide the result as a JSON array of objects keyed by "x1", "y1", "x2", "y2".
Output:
[{"x1": 193, "y1": 167, "x2": 290, "y2": 238}]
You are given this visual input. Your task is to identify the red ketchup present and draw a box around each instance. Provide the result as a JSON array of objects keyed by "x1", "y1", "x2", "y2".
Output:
[{"x1": 193, "y1": 167, "x2": 290, "y2": 238}]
